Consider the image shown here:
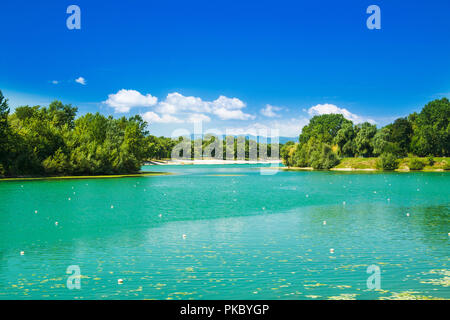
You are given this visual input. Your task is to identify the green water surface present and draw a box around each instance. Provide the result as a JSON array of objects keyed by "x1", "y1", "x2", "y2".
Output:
[{"x1": 0, "y1": 165, "x2": 449, "y2": 300}]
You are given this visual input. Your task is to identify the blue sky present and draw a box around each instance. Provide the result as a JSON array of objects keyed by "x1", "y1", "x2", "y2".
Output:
[{"x1": 0, "y1": 0, "x2": 449, "y2": 137}]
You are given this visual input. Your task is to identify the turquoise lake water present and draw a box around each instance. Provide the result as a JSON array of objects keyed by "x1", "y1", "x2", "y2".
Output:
[{"x1": 0, "y1": 164, "x2": 449, "y2": 300}]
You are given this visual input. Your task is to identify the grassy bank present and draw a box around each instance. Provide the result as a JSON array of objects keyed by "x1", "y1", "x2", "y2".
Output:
[
  {"x1": 288, "y1": 157, "x2": 449, "y2": 172},
  {"x1": 0, "y1": 172, "x2": 171, "y2": 182}
]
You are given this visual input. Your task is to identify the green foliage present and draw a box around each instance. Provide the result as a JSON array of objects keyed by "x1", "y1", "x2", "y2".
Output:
[
  {"x1": 444, "y1": 160, "x2": 450, "y2": 171},
  {"x1": 280, "y1": 141, "x2": 295, "y2": 166},
  {"x1": 377, "y1": 153, "x2": 399, "y2": 171},
  {"x1": 354, "y1": 122, "x2": 377, "y2": 157},
  {"x1": 0, "y1": 90, "x2": 10, "y2": 166},
  {"x1": 288, "y1": 97, "x2": 449, "y2": 169},
  {"x1": 408, "y1": 158, "x2": 425, "y2": 170},
  {"x1": 299, "y1": 114, "x2": 351, "y2": 145},
  {"x1": 334, "y1": 122, "x2": 356, "y2": 157},
  {"x1": 427, "y1": 155, "x2": 435, "y2": 166},
  {"x1": 0, "y1": 95, "x2": 152, "y2": 176},
  {"x1": 390, "y1": 117, "x2": 413, "y2": 156},
  {"x1": 310, "y1": 144, "x2": 340, "y2": 169},
  {"x1": 410, "y1": 98, "x2": 450, "y2": 156}
]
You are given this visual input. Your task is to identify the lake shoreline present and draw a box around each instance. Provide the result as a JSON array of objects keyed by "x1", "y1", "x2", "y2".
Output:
[
  {"x1": 282, "y1": 167, "x2": 447, "y2": 172},
  {"x1": 144, "y1": 159, "x2": 282, "y2": 165},
  {"x1": 0, "y1": 172, "x2": 171, "y2": 182}
]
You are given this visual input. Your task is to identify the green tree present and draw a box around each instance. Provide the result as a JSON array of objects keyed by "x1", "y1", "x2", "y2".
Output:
[
  {"x1": 376, "y1": 153, "x2": 399, "y2": 171},
  {"x1": 410, "y1": 98, "x2": 450, "y2": 156},
  {"x1": 299, "y1": 114, "x2": 351, "y2": 145},
  {"x1": 354, "y1": 122, "x2": 377, "y2": 157},
  {"x1": 0, "y1": 90, "x2": 10, "y2": 170},
  {"x1": 334, "y1": 122, "x2": 356, "y2": 157}
]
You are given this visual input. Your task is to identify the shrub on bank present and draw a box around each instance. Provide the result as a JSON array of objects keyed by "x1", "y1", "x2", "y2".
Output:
[
  {"x1": 377, "y1": 153, "x2": 399, "y2": 171},
  {"x1": 427, "y1": 155, "x2": 435, "y2": 166},
  {"x1": 444, "y1": 160, "x2": 450, "y2": 170},
  {"x1": 310, "y1": 144, "x2": 340, "y2": 169},
  {"x1": 409, "y1": 158, "x2": 425, "y2": 170}
]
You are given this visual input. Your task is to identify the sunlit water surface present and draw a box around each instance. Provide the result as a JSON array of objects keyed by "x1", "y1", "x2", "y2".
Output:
[{"x1": 0, "y1": 164, "x2": 448, "y2": 300}]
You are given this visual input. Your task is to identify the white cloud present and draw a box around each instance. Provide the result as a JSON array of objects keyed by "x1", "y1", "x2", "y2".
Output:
[
  {"x1": 211, "y1": 96, "x2": 254, "y2": 120},
  {"x1": 104, "y1": 90, "x2": 254, "y2": 123},
  {"x1": 260, "y1": 104, "x2": 282, "y2": 117},
  {"x1": 75, "y1": 77, "x2": 86, "y2": 85},
  {"x1": 156, "y1": 92, "x2": 211, "y2": 114},
  {"x1": 186, "y1": 113, "x2": 211, "y2": 123},
  {"x1": 142, "y1": 111, "x2": 183, "y2": 124},
  {"x1": 307, "y1": 103, "x2": 375, "y2": 124},
  {"x1": 105, "y1": 89, "x2": 158, "y2": 113},
  {"x1": 155, "y1": 92, "x2": 254, "y2": 121},
  {"x1": 213, "y1": 108, "x2": 254, "y2": 120},
  {"x1": 227, "y1": 117, "x2": 308, "y2": 138}
]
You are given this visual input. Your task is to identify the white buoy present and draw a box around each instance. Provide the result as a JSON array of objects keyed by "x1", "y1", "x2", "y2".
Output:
[
  {"x1": 68, "y1": 197, "x2": 71, "y2": 201},
  {"x1": 406, "y1": 213, "x2": 410, "y2": 217},
  {"x1": 117, "y1": 279, "x2": 124, "y2": 284},
  {"x1": 20, "y1": 251, "x2": 25, "y2": 255},
  {"x1": 182, "y1": 234, "x2": 187, "y2": 239},
  {"x1": 306, "y1": 194, "x2": 309, "y2": 198},
  {"x1": 342, "y1": 201, "x2": 346, "y2": 206},
  {"x1": 387, "y1": 198, "x2": 390, "y2": 202},
  {"x1": 111, "y1": 205, "x2": 114, "y2": 209},
  {"x1": 55, "y1": 221, "x2": 58, "y2": 226},
  {"x1": 158, "y1": 214, "x2": 162, "y2": 218},
  {"x1": 323, "y1": 221, "x2": 327, "y2": 225},
  {"x1": 330, "y1": 248, "x2": 334, "y2": 254},
  {"x1": 262, "y1": 207, "x2": 266, "y2": 211},
  {"x1": 34, "y1": 210, "x2": 38, "y2": 214}
]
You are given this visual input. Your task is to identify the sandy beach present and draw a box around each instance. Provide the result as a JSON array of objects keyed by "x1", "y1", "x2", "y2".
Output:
[{"x1": 144, "y1": 159, "x2": 282, "y2": 165}]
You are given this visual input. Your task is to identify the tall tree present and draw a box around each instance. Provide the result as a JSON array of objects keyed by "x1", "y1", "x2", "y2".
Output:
[
  {"x1": 0, "y1": 90, "x2": 10, "y2": 172},
  {"x1": 411, "y1": 98, "x2": 450, "y2": 156},
  {"x1": 354, "y1": 122, "x2": 377, "y2": 157}
]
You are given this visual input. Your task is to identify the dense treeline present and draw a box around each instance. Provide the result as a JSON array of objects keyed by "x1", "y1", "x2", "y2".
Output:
[
  {"x1": 0, "y1": 91, "x2": 150, "y2": 176},
  {"x1": 166, "y1": 135, "x2": 279, "y2": 161},
  {"x1": 281, "y1": 98, "x2": 450, "y2": 170},
  {"x1": 0, "y1": 91, "x2": 280, "y2": 177}
]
